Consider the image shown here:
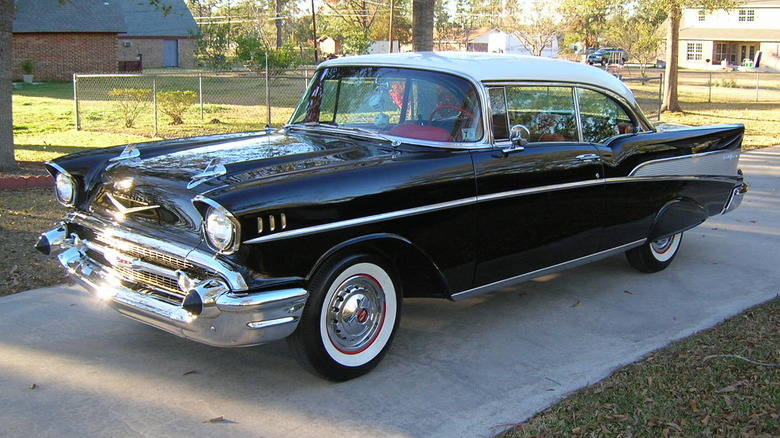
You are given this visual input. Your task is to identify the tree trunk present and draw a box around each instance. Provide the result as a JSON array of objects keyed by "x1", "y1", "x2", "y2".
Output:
[
  {"x1": 0, "y1": 0, "x2": 18, "y2": 171},
  {"x1": 661, "y1": 4, "x2": 683, "y2": 113},
  {"x1": 275, "y1": 0, "x2": 283, "y2": 49},
  {"x1": 413, "y1": 0, "x2": 434, "y2": 51}
]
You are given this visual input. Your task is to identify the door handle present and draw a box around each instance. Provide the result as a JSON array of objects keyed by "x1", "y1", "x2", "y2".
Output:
[{"x1": 576, "y1": 153, "x2": 601, "y2": 162}]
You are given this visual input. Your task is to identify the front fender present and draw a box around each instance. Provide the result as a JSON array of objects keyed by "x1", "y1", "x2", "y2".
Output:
[{"x1": 310, "y1": 233, "x2": 451, "y2": 299}]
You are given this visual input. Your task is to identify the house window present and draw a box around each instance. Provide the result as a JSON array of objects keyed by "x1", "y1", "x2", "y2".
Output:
[
  {"x1": 715, "y1": 43, "x2": 729, "y2": 63},
  {"x1": 738, "y1": 9, "x2": 755, "y2": 21},
  {"x1": 686, "y1": 43, "x2": 703, "y2": 61},
  {"x1": 698, "y1": 10, "x2": 706, "y2": 21},
  {"x1": 122, "y1": 41, "x2": 132, "y2": 47}
]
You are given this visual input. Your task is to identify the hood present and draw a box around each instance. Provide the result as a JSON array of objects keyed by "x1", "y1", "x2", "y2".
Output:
[{"x1": 84, "y1": 130, "x2": 394, "y2": 239}]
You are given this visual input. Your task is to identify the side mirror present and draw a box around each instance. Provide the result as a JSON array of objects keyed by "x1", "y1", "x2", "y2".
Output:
[{"x1": 503, "y1": 124, "x2": 530, "y2": 154}]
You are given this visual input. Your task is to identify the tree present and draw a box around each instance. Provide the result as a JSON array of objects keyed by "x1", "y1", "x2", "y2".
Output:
[
  {"x1": 603, "y1": 5, "x2": 665, "y2": 77},
  {"x1": 651, "y1": 0, "x2": 740, "y2": 112},
  {"x1": 0, "y1": 0, "x2": 16, "y2": 171},
  {"x1": 501, "y1": 2, "x2": 560, "y2": 56},
  {"x1": 413, "y1": 0, "x2": 434, "y2": 51},
  {"x1": 559, "y1": 0, "x2": 619, "y2": 50}
]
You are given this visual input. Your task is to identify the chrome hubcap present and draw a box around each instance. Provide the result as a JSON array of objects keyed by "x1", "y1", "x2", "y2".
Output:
[
  {"x1": 326, "y1": 275, "x2": 385, "y2": 353},
  {"x1": 651, "y1": 236, "x2": 674, "y2": 255}
]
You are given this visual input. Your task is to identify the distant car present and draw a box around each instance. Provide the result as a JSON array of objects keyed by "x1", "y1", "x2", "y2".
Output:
[
  {"x1": 37, "y1": 52, "x2": 747, "y2": 381},
  {"x1": 588, "y1": 47, "x2": 629, "y2": 66}
]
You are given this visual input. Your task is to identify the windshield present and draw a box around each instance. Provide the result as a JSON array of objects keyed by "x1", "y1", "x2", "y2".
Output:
[{"x1": 290, "y1": 66, "x2": 484, "y2": 143}]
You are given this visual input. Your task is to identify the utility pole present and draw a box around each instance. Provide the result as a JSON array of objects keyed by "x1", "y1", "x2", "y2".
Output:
[
  {"x1": 389, "y1": 0, "x2": 395, "y2": 53},
  {"x1": 311, "y1": 0, "x2": 318, "y2": 62}
]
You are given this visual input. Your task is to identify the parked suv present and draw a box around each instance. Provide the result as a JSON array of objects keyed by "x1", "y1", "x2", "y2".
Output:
[{"x1": 588, "y1": 47, "x2": 629, "y2": 66}]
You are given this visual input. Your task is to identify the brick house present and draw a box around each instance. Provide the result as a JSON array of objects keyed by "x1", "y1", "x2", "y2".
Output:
[
  {"x1": 12, "y1": 0, "x2": 127, "y2": 81},
  {"x1": 12, "y1": 0, "x2": 198, "y2": 81},
  {"x1": 115, "y1": 0, "x2": 198, "y2": 69}
]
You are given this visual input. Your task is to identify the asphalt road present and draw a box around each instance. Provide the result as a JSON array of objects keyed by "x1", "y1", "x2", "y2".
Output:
[{"x1": 1, "y1": 146, "x2": 778, "y2": 438}]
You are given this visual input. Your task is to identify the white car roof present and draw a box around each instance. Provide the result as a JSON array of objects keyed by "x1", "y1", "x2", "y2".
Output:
[{"x1": 320, "y1": 52, "x2": 637, "y2": 104}]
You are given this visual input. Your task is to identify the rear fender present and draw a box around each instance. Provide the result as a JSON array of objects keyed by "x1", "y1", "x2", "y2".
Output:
[{"x1": 649, "y1": 199, "x2": 708, "y2": 241}]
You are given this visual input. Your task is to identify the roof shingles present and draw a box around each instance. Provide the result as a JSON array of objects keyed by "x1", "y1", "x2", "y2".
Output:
[{"x1": 13, "y1": 0, "x2": 127, "y2": 33}]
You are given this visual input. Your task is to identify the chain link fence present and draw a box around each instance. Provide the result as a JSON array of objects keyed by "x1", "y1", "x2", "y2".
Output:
[
  {"x1": 74, "y1": 67, "x2": 780, "y2": 139},
  {"x1": 74, "y1": 69, "x2": 313, "y2": 138},
  {"x1": 616, "y1": 67, "x2": 780, "y2": 109}
]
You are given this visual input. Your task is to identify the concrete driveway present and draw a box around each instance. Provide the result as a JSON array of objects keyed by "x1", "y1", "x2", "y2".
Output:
[{"x1": 1, "y1": 147, "x2": 778, "y2": 438}]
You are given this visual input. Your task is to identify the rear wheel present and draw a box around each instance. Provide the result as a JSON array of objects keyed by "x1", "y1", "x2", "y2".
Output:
[
  {"x1": 287, "y1": 254, "x2": 401, "y2": 381},
  {"x1": 625, "y1": 233, "x2": 683, "y2": 273}
]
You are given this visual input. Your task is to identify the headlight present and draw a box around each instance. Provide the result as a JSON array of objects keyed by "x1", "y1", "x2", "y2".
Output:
[
  {"x1": 204, "y1": 205, "x2": 239, "y2": 253},
  {"x1": 54, "y1": 172, "x2": 77, "y2": 206}
]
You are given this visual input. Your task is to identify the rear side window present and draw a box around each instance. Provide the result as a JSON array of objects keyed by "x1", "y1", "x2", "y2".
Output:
[
  {"x1": 577, "y1": 88, "x2": 635, "y2": 143},
  {"x1": 488, "y1": 85, "x2": 638, "y2": 144}
]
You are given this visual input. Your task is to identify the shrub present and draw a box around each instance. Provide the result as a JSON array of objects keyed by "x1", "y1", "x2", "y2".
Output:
[
  {"x1": 233, "y1": 36, "x2": 301, "y2": 73},
  {"x1": 107, "y1": 88, "x2": 152, "y2": 128},
  {"x1": 714, "y1": 78, "x2": 738, "y2": 88},
  {"x1": 156, "y1": 91, "x2": 198, "y2": 125}
]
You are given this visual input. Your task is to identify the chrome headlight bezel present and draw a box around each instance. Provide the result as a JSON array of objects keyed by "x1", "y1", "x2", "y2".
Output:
[
  {"x1": 199, "y1": 199, "x2": 240, "y2": 255},
  {"x1": 54, "y1": 171, "x2": 78, "y2": 207}
]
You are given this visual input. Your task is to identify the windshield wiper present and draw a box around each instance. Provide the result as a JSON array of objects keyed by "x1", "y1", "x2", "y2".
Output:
[{"x1": 286, "y1": 122, "x2": 399, "y2": 146}]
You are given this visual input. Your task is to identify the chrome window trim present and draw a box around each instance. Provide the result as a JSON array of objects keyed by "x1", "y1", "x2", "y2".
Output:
[
  {"x1": 65, "y1": 211, "x2": 249, "y2": 291},
  {"x1": 482, "y1": 81, "x2": 654, "y2": 147},
  {"x1": 289, "y1": 66, "x2": 494, "y2": 150}
]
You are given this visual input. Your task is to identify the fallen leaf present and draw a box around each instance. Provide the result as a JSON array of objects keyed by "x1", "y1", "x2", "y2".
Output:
[
  {"x1": 204, "y1": 416, "x2": 224, "y2": 423},
  {"x1": 29, "y1": 383, "x2": 36, "y2": 390},
  {"x1": 717, "y1": 385, "x2": 737, "y2": 394},
  {"x1": 571, "y1": 301, "x2": 582, "y2": 308},
  {"x1": 624, "y1": 290, "x2": 633, "y2": 294},
  {"x1": 182, "y1": 370, "x2": 198, "y2": 376}
]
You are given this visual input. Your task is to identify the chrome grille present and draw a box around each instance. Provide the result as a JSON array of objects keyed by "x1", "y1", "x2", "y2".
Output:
[
  {"x1": 81, "y1": 231, "x2": 210, "y2": 304},
  {"x1": 113, "y1": 266, "x2": 184, "y2": 303},
  {"x1": 94, "y1": 234, "x2": 197, "y2": 273}
]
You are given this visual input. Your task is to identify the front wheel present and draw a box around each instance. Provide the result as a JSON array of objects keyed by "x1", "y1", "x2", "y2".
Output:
[
  {"x1": 625, "y1": 233, "x2": 683, "y2": 273},
  {"x1": 286, "y1": 254, "x2": 401, "y2": 381}
]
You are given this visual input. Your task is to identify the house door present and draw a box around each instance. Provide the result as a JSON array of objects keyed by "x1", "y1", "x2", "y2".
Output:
[
  {"x1": 163, "y1": 40, "x2": 179, "y2": 67},
  {"x1": 740, "y1": 44, "x2": 757, "y2": 65}
]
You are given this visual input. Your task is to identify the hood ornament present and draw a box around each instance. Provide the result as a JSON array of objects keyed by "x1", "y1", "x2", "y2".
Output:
[
  {"x1": 106, "y1": 144, "x2": 141, "y2": 170},
  {"x1": 187, "y1": 158, "x2": 227, "y2": 189},
  {"x1": 106, "y1": 192, "x2": 160, "y2": 220}
]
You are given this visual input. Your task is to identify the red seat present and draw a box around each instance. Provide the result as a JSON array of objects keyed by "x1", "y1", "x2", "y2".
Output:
[{"x1": 386, "y1": 124, "x2": 453, "y2": 142}]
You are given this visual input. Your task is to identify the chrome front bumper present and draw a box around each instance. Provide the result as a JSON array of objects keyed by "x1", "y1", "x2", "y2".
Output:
[{"x1": 37, "y1": 217, "x2": 308, "y2": 348}]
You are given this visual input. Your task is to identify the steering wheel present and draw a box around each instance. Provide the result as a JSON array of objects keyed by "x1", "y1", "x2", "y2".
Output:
[{"x1": 428, "y1": 105, "x2": 476, "y2": 123}]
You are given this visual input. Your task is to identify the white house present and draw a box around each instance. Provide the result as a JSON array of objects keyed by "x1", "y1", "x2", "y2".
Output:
[
  {"x1": 466, "y1": 27, "x2": 559, "y2": 58},
  {"x1": 679, "y1": 0, "x2": 780, "y2": 71}
]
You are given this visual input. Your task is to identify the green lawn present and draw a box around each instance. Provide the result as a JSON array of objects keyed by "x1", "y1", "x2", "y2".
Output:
[{"x1": 14, "y1": 75, "x2": 780, "y2": 162}]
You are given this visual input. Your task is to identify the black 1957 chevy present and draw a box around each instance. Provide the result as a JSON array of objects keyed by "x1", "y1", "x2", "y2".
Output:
[{"x1": 37, "y1": 52, "x2": 747, "y2": 381}]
